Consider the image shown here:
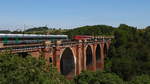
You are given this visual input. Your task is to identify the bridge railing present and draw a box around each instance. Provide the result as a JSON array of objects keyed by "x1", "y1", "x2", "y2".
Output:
[{"x1": 0, "y1": 36, "x2": 114, "y2": 52}]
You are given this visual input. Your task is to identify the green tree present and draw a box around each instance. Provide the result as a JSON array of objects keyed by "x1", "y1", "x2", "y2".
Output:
[
  {"x1": 0, "y1": 51, "x2": 71, "y2": 84},
  {"x1": 130, "y1": 75, "x2": 150, "y2": 84},
  {"x1": 74, "y1": 71, "x2": 125, "y2": 84},
  {"x1": 65, "y1": 25, "x2": 114, "y2": 38}
]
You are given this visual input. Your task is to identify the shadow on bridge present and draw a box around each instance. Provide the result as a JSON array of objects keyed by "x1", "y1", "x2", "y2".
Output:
[
  {"x1": 17, "y1": 52, "x2": 29, "y2": 58},
  {"x1": 60, "y1": 47, "x2": 75, "y2": 79},
  {"x1": 104, "y1": 43, "x2": 108, "y2": 57},
  {"x1": 96, "y1": 44, "x2": 101, "y2": 70},
  {"x1": 86, "y1": 45, "x2": 93, "y2": 70}
]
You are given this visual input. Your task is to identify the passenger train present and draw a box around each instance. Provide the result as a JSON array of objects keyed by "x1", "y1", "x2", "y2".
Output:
[
  {"x1": 0, "y1": 33, "x2": 109, "y2": 45},
  {"x1": 0, "y1": 34, "x2": 68, "y2": 45}
]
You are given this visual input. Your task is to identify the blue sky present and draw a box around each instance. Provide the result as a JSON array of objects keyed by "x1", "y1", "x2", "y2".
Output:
[{"x1": 0, "y1": 0, "x2": 149, "y2": 30}]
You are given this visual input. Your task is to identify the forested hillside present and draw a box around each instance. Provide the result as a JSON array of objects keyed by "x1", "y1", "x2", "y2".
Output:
[
  {"x1": 1, "y1": 24, "x2": 150, "y2": 84},
  {"x1": 64, "y1": 25, "x2": 114, "y2": 38},
  {"x1": 67, "y1": 24, "x2": 150, "y2": 82},
  {"x1": 0, "y1": 27, "x2": 67, "y2": 35},
  {"x1": 108, "y1": 24, "x2": 150, "y2": 81}
]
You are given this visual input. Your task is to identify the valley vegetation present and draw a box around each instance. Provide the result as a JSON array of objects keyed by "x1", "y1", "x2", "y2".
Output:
[{"x1": 1, "y1": 24, "x2": 150, "y2": 84}]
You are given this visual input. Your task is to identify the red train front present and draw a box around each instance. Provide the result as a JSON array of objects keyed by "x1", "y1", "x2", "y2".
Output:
[{"x1": 73, "y1": 35, "x2": 93, "y2": 40}]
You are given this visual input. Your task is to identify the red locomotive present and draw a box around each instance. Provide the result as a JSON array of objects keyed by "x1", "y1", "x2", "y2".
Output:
[{"x1": 73, "y1": 35, "x2": 93, "y2": 40}]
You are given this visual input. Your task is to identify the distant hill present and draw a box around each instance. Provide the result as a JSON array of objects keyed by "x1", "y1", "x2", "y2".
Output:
[
  {"x1": 23, "y1": 27, "x2": 68, "y2": 35},
  {"x1": 65, "y1": 25, "x2": 115, "y2": 38},
  {"x1": 0, "y1": 30, "x2": 11, "y2": 34}
]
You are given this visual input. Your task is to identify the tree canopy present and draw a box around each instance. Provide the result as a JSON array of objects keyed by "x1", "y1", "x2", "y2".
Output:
[
  {"x1": 1, "y1": 24, "x2": 150, "y2": 83},
  {"x1": 0, "y1": 51, "x2": 72, "y2": 84}
]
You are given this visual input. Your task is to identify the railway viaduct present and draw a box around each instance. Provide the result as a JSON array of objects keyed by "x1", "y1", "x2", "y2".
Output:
[
  {"x1": 30, "y1": 38, "x2": 112, "y2": 78},
  {"x1": 0, "y1": 37, "x2": 113, "y2": 79}
]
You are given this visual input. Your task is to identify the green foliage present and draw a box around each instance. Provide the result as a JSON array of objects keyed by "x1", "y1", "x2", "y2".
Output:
[
  {"x1": 0, "y1": 52, "x2": 71, "y2": 84},
  {"x1": 74, "y1": 71, "x2": 125, "y2": 84},
  {"x1": 104, "y1": 58, "x2": 112, "y2": 72},
  {"x1": 0, "y1": 30, "x2": 11, "y2": 34},
  {"x1": 108, "y1": 24, "x2": 150, "y2": 81},
  {"x1": 25, "y1": 27, "x2": 48, "y2": 32},
  {"x1": 111, "y1": 57, "x2": 137, "y2": 80},
  {"x1": 1, "y1": 24, "x2": 150, "y2": 83},
  {"x1": 65, "y1": 25, "x2": 114, "y2": 38},
  {"x1": 130, "y1": 75, "x2": 150, "y2": 84},
  {"x1": 23, "y1": 27, "x2": 68, "y2": 35}
]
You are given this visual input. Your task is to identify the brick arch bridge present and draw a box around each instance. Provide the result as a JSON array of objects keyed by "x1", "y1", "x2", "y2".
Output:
[
  {"x1": 1, "y1": 37, "x2": 112, "y2": 79},
  {"x1": 29, "y1": 39, "x2": 112, "y2": 79}
]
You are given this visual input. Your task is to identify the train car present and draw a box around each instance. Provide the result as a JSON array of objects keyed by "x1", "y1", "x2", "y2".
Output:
[
  {"x1": 72, "y1": 35, "x2": 93, "y2": 40},
  {"x1": 0, "y1": 34, "x2": 68, "y2": 45}
]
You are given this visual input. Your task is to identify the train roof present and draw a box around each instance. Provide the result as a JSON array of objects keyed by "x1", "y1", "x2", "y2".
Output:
[{"x1": 0, "y1": 34, "x2": 68, "y2": 38}]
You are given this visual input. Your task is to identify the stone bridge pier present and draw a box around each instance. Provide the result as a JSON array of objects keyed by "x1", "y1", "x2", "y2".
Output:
[{"x1": 30, "y1": 39, "x2": 111, "y2": 79}]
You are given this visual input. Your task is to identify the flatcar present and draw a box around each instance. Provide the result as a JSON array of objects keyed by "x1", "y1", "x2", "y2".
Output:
[{"x1": 0, "y1": 34, "x2": 68, "y2": 45}]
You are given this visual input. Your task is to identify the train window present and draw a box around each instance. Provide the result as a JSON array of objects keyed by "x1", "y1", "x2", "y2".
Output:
[
  {"x1": 15, "y1": 36, "x2": 19, "y2": 44},
  {"x1": 3, "y1": 36, "x2": 8, "y2": 44}
]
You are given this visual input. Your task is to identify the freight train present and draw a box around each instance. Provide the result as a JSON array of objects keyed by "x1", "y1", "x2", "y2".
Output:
[{"x1": 0, "y1": 34, "x2": 68, "y2": 45}]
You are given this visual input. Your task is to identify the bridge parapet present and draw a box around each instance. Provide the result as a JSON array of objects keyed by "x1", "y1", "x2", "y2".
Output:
[{"x1": 0, "y1": 36, "x2": 113, "y2": 53}]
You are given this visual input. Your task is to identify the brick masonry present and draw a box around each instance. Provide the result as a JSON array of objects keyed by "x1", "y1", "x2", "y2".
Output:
[{"x1": 29, "y1": 39, "x2": 112, "y2": 79}]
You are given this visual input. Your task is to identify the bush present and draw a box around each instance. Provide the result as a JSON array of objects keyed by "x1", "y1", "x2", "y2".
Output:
[
  {"x1": 0, "y1": 51, "x2": 71, "y2": 84},
  {"x1": 74, "y1": 71, "x2": 125, "y2": 84},
  {"x1": 130, "y1": 75, "x2": 150, "y2": 84}
]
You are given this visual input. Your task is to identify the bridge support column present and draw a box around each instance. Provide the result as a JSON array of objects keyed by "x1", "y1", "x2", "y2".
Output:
[
  {"x1": 81, "y1": 41, "x2": 86, "y2": 71},
  {"x1": 41, "y1": 41, "x2": 53, "y2": 65},
  {"x1": 30, "y1": 49, "x2": 42, "y2": 59},
  {"x1": 76, "y1": 40, "x2": 82, "y2": 75},
  {"x1": 106, "y1": 40, "x2": 111, "y2": 51},
  {"x1": 100, "y1": 42, "x2": 105, "y2": 70},
  {"x1": 54, "y1": 41, "x2": 62, "y2": 72},
  {"x1": 92, "y1": 44, "x2": 97, "y2": 71},
  {"x1": 41, "y1": 48, "x2": 53, "y2": 65}
]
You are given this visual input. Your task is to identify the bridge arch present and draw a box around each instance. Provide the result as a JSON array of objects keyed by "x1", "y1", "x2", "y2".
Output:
[
  {"x1": 85, "y1": 45, "x2": 93, "y2": 70},
  {"x1": 104, "y1": 43, "x2": 108, "y2": 57},
  {"x1": 17, "y1": 52, "x2": 29, "y2": 58},
  {"x1": 60, "y1": 47, "x2": 76, "y2": 78},
  {"x1": 96, "y1": 44, "x2": 101, "y2": 70}
]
